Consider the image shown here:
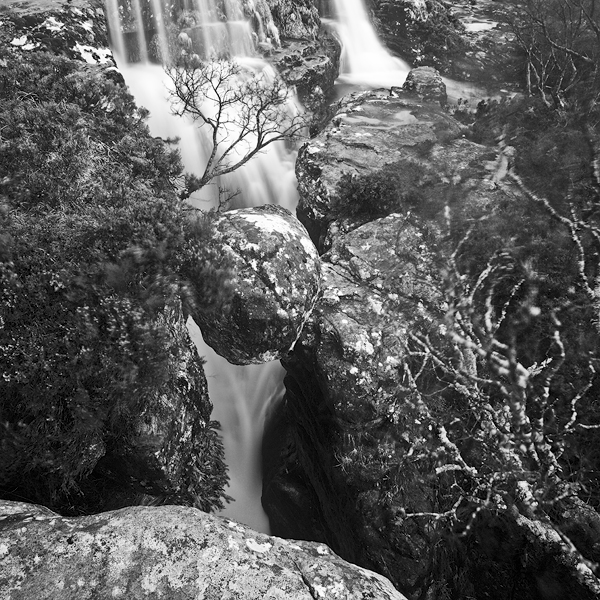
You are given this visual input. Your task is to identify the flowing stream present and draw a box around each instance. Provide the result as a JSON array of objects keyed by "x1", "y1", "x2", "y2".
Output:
[{"x1": 104, "y1": 0, "x2": 433, "y2": 534}]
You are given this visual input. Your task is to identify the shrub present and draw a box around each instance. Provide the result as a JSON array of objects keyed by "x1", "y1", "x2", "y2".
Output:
[
  {"x1": 0, "y1": 50, "x2": 230, "y2": 512},
  {"x1": 331, "y1": 159, "x2": 434, "y2": 221}
]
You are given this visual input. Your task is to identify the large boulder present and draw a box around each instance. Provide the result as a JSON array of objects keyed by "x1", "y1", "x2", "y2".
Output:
[
  {"x1": 91, "y1": 301, "x2": 227, "y2": 513},
  {"x1": 264, "y1": 214, "x2": 444, "y2": 592},
  {"x1": 0, "y1": 501, "x2": 408, "y2": 600},
  {"x1": 193, "y1": 205, "x2": 321, "y2": 365},
  {"x1": 295, "y1": 80, "x2": 463, "y2": 250}
]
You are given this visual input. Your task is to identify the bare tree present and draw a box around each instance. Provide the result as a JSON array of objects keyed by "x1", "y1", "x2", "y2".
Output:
[
  {"x1": 511, "y1": 0, "x2": 600, "y2": 109},
  {"x1": 165, "y1": 54, "x2": 306, "y2": 197}
]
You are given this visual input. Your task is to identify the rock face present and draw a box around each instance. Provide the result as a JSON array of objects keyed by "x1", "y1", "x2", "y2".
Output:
[
  {"x1": 264, "y1": 214, "x2": 445, "y2": 593},
  {"x1": 266, "y1": 73, "x2": 600, "y2": 598},
  {"x1": 266, "y1": 0, "x2": 320, "y2": 40},
  {"x1": 271, "y1": 31, "x2": 341, "y2": 128},
  {"x1": 264, "y1": 0, "x2": 340, "y2": 129},
  {"x1": 295, "y1": 84, "x2": 463, "y2": 250},
  {"x1": 93, "y1": 301, "x2": 227, "y2": 513},
  {"x1": 0, "y1": 501, "x2": 408, "y2": 600},
  {"x1": 194, "y1": 205, "x2": 321, "y2": 365}
]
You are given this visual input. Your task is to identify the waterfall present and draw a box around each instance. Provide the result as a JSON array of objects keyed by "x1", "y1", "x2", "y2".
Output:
[
  {"x1": 328, "y1": 0, "x2": 410, "y2": 88},
  {"x1": 104, "y1": 0, "x2": 298, "y2": 533}
]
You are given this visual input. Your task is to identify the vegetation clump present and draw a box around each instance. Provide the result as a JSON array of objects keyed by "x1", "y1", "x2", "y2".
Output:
[{"x1": 0, "y1": 49, "x2": 230, "y2": 513}]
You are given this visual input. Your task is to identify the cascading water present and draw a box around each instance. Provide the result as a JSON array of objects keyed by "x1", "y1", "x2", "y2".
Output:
[
  {"x1": 104, "y1": 0, "x2": 479, "y2": 537},
  {"x1": 324, "y1": 0, "x2": 490, "y2": 104},
  {"x1": 325, "y1": 0, "x2": 410, "y2": 88},
  {"x1": 104, "y1": 0, "x2": 296, "y2": 533}
]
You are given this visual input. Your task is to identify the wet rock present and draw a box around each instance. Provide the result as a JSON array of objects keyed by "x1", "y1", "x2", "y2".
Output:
[
  {"x1": 266, "y1": 0, "x2": 320, "y2": 40},
  {"x1": 401, "y1": 65, "x2": 447, "y2": 105},
  {"x1": 194, "y1": 205, "x2": 321, "y2": 365},
  {"x1": 0, "y1": 501, "x2": 408, "y2": 600},
  {"x1": 90, "y1": 300, "x2": 227, "y2": 513},
  {"x1": 295, "y1": 83, "x2": 462, "y2": 250},
  {"x1": 271, "y1": 29, "x2": 341, "y2": 128}
]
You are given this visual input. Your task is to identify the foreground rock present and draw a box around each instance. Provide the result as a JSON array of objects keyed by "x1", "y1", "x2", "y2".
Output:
[
  {"x1": 194, "y1": 205, "x2": 321, "y2": 365},
  {"x1": 0, "y1": 501, "x2": 407, "y2": 600}
]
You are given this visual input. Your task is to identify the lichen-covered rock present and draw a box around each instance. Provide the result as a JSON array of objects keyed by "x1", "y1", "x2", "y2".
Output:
[
  {"x1": 193, "y1": 205, "x2": 321, "y2": 365},
  {"x1": 295, "y1": 82, "x2": 462, "y2": 250},
  {"x1": 266, "y1": 0, "x2": 320, "y2": 40},
  {"x1": 0, "y1": 501, "x2": 408, "y2": 600},
  {"x1": 264, "y1": 214, "x2": 444, "y2": 591},
  {"x1": 401, "y1": 65, "x2": 447, "y2": 105},
  {"x1": 1, "y1": 0, "x2": 113, "y2": 65},
  {"x1": 94, "y1": 301, "x2": 228, "y2": 513},
  {"x1": 271, "y1": 30, "x2": 341, "y2": 127}
]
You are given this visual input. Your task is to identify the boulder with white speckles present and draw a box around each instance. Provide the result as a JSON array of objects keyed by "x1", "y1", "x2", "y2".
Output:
[
  {"x1": 0, "y1": 501, "x2": 408, "y2": 600},
  {"x1": 193, "y1": 205, "x2": 321, "y2": 365}
]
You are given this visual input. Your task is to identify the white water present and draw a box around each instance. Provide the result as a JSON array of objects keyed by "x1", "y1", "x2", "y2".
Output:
[
  {"x1": 328, "y1": 0, "x2": 410, "y2": 88},
  {"x1": 105, "y1": 0, "x2": 298, "y2": 533},
  {"x1": 104, "y1": 0, "x2": 490, "y2": 536}
]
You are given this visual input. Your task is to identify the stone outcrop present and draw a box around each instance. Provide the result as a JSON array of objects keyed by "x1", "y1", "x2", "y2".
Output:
[
  {"x1": 295, "y1": 83, "x2": 463, "y2": 251},
  {"x1": 266, "y1": 73, "x2": 600, "y2": 598},
  {"x1": 266, "y1": 0, "x2": 320, "y2": 40},
  {"x1": 0, "y1": 501, "x2": 408, "y2": 600},
  {"x1": 264, "y1": 213, "x2": 445, "y2": 593},
  {"x1": 92, "y1": 301, "x2": 227, "y2": 513},
  {"x1": 194, "y1": 205, "x2": 321, "y2": 365},
  {"x1": 271, "y1": 30, "x2": 341, "y2": 128}
]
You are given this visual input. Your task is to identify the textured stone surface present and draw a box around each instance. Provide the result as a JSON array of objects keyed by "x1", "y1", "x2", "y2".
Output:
[
  {"x1": 0, "y1": 0, "x2": 111, "y2": 65},
  {"x1": 194, "y1": 205, "x2": 321, "y2": 365},
  {"x1": 0, "y1": 501, "x2": 408, "y2": 600},
  {"x1": 295, "y1": 80, "x2": 462, "y2": 250},
  {"x1": 266, "y1": 0, "x2": 320, "y2": 40},
  {"x1": 401, "y1": 65, "x2": 447, "y2": 105},
  {"x1": 264, "y1": 214, "x2": 444, "y2": 592},
  {"x1": 94, "y1": 301, "x2": 226, "y2": 512},
  {"x1": 271, "y1": 30, "x2": 341, "y2": 125}
]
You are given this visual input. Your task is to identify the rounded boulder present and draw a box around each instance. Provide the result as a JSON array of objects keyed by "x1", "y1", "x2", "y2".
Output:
[{"x1": 197, "y1": 204, "x2": 321, "y2": 365}]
